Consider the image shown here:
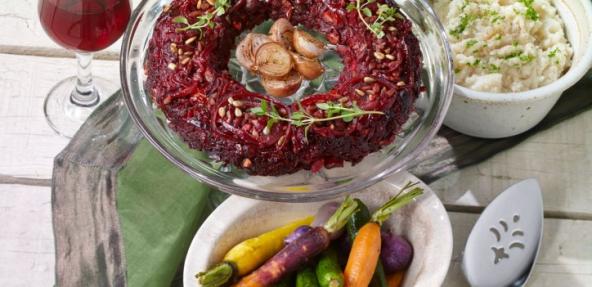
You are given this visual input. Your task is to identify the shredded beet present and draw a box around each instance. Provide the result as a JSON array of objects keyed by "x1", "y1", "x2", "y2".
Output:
[{"x1": 145, "y1": 0, "x2": 422, "y2": 176}]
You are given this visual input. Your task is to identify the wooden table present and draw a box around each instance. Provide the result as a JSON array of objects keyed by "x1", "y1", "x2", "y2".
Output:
[{"x1": 1, "y1": 1, "x2": 590, "y2": 286}]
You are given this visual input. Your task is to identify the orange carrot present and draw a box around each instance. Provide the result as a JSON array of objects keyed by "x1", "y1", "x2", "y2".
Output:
[
  {"x1": 386, "y1": 271, "x2": 405, "y2": 287},
  {"x1": 343, "y1": 182, "x2": 423, "y2": 287},
  {"x1": 344, "y1": 223, "x2": 381, "y2": 287}
]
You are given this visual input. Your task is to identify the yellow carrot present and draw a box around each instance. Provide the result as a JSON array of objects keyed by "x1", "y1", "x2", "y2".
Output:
[
  {"x1": 226, "y1": 216, "x2": 314, "y2": 275},
  {"x1": 344, "y1": 182, "x2": 423, "y2": 287},
  {"x1": 197, "y1": 216, "x2": 313, "y2": 287},
  {"x1": 234, "y1": 197, "x2": 360, "y2": 287}
]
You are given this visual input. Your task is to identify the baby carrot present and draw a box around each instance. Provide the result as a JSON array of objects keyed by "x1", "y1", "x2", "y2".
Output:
[
  {"x1": 225, "y1": 216, "x2": 314, "y2": 275},
  {"x1": 198, "y1": 216, "x2": 314, "y2": 287},
  {"x1": 346, "y1": 199, "x2": 388, "y2": 287},
  {"x1": 234, "y1": 197, "x2": 359, "y2": 287},
  {"x1": 386, "y1": 271, "x2": 405, "y2": 287},
  {"x1": 344, "y1": 223, "x2": 382, "y2": 287},
  {"x1": 344, "y1": 182, "x2": 423, "y2": 287}
]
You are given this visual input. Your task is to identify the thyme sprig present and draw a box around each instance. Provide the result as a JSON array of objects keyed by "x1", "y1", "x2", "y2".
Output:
[
  {"x1": 250, "y1": 100, "x2": 384, "y2": 141},
  {"x1": 346, "y1": 0, "x2": 400, "y2": 38},
  {"x1": 172, "y1": 0, "x2": 230, "y2": 36}
]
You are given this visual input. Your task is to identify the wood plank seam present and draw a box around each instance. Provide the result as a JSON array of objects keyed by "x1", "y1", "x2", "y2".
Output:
[
  {"x1": 0, "y1": 45, "x2": 120, "y2": 61},
  {"x1": 0, "y1": 174, "x2": 51, "y2": 187},
  {"x1": 445, "y1": 204, "x2": 592, "y2": 221}
]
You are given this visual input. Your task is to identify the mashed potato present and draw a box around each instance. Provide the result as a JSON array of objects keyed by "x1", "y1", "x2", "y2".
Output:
[{"x1": 433, "y1": 0, "x2": 572, "y2": 93}]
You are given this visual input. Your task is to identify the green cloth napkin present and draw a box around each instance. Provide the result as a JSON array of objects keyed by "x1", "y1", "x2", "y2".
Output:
[{"x1": 117, "y1": 140, "x2": 216, "y2": 287}]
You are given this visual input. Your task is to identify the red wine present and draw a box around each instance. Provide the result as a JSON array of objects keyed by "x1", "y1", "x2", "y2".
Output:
[{"x1": 39, "y1": 0, "x2": 131, "y2": 52}]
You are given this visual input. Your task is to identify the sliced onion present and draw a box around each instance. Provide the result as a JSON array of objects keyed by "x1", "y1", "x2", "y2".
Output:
[
  {"x1": 293, "y1": 29, "x2": 326, "y2": 58},
  {"x1": 291, "y1": 52, "x2": 325, "y2": 80},
  {"x1": 261, "y1": 70, "x2": 302, "y2": 97},
  {"x1": 235, "y1": 34, "x2": 255, "y2": 71},
  {"x1": 269, "y1": 18, "x2": 294, "y2": 48},
  {"x1": 250, "y1": 33, "x2": 273, "y2": 55},
  {"x1": 254, "y1": 42, "x2": 293, "y2": 78}
]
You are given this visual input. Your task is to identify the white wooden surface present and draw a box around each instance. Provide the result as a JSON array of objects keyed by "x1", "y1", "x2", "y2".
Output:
[
  {"x1": 443, "y1": 213, "x2": 592, "y2": 287},
  {"x1": 0, "y1": 1, "x2": 591, "y2": 286},
  {"x1": 0, "y1": 0, "x2": 140, "y2": 59},
  {"x1": 0, "y1": 185, "x2": 54, "y2": 287},
  {"x1": 0, "y1": 54, "x2": 119, "y2": 179},
  {"x1": 431, "y1": 110, "x2": 592, "y2": 217}
]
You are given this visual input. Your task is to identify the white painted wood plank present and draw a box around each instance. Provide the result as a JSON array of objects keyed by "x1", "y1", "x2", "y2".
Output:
[
  {"x1": 0, "y1": 53, "x2": 119, "y2": 179},
  {"x1": 443, "y1": 212, "x2": 592, "y2": 287},
  {"x1": 0, "y1": 0, "x2": 141, "y2": 55},
  {"x1": 2, "y1": 0, "x2": 592, "y2": 215},
  {"x1": 431, "y1": 109, "x2": 592, "y2": 215},
  {"x1": 0, "y1": 188, "x2": 590, "y2": 287},
  {"x1": 0, "y1": 184, "x2": 54, "y2": 287}
]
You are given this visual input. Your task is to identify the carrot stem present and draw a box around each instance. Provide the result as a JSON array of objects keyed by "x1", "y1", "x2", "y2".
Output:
[
  {"x1": 371, "y1": 183, "x2": 423, "y2": 225},
  {"x1": 324, "y1": 196, "x2": 359, "y2": 234}
]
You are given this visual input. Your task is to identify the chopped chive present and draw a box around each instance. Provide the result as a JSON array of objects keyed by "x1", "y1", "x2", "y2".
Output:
[
  {"x1": 465, "y1": 39, "x2": 478, "y2": 48},
  {"x1": 449, "y1": 14, "x2": 474, "y2": 38}
]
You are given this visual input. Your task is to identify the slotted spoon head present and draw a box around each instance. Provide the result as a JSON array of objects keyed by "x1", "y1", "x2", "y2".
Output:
[{"x1": 462, "y1": 179, "x2": 544, "y2": 287}]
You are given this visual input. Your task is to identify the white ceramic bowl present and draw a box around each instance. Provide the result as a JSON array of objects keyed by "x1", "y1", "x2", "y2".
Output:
[
  {"x1": 444, "y1": 0, "x2": 592, "y2": 138},
  {"x1": 183, "y1": 171, "x2": 453, "y2": 287}
]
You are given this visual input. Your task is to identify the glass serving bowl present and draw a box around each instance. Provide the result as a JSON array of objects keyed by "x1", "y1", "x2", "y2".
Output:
[{"x1": 120, "y1": 0, "x2": 453, "y2": 202}]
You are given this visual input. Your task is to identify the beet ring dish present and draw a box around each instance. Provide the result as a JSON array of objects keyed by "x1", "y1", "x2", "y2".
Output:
[{"x1": 121, "y1": 0, "x2": 453, "y2": 200}]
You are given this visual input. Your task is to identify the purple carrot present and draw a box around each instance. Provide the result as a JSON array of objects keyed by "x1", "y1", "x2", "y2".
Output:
[{"x1": 234, "y1": 197, "x2": 358, "y2": 287}]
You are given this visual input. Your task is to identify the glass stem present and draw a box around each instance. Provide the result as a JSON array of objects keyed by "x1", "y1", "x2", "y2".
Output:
[{"x1": 70, "y1": 53, "x2": 99, "y2": 107}]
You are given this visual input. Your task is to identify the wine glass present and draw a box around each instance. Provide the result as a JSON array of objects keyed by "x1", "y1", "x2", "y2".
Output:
[{"x1": 38, "y1": 0, "x2": 132, "y2": 138}]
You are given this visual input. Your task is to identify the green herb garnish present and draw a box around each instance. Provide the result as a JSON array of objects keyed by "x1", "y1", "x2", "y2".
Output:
[
  {"x1": 468, "y1": 59, "x2": 481, "y2": 67},
  {"x1": 465, "y1": 39, "x2": 478, "y2": 48},
  {"x1": 347, "y1": 0, "x2": 400, "y2": 38},
  {"x1": 518, "y1": 0, "x2": 540, "y2": 21},
  {"x1": 460, "y1": 0, "x2": 469, "y2": 12},
  {"x1": 548, "y1": 48, "x2": 560, "y2": 58},
  {"x1": 491, "y1": 15, "x2": 505, "y2": 24},
  {"x1": 519, "y1": 54, "x2": 535, "y2": 63},
  {"x1": 250, "y1": 100, "x2": 384, "y2": 141},
  {"x1": 504, "y1": 50, "x2": 523, "y2": 60},
  {"x1": 489, "y1": 64, "x2": 501, "y2": 72},
  {"x1": 449, "y1": 14, "x2": 474, "y2": 38},
  {"x1": 486, "y1": 10, "x2": 505, "y2": 24},
  {"x1": 172, "y1": 0, "x2": 230, "y2": 37}
]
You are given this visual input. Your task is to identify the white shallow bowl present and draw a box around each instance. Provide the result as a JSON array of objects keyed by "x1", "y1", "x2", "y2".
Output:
[
  {"x1": 183, "y1": 171, "x2": 453, "y2": 287},
  {"x1": 444, "y1": 0, "x2": 592, "y2": 138}
]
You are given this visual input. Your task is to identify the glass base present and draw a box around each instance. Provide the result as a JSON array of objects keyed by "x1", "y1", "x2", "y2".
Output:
[{"x1": 44, "y1": 76, "x2": 119, "y2": 138}]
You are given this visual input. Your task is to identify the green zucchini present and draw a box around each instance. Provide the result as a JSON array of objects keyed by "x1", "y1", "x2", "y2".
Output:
[
  {"x1": 296, "y1": 266, "x2": 320, "y2": 287},
  {"x1": 315, "y1": 247, "x2": 344, "y2": 287}
]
